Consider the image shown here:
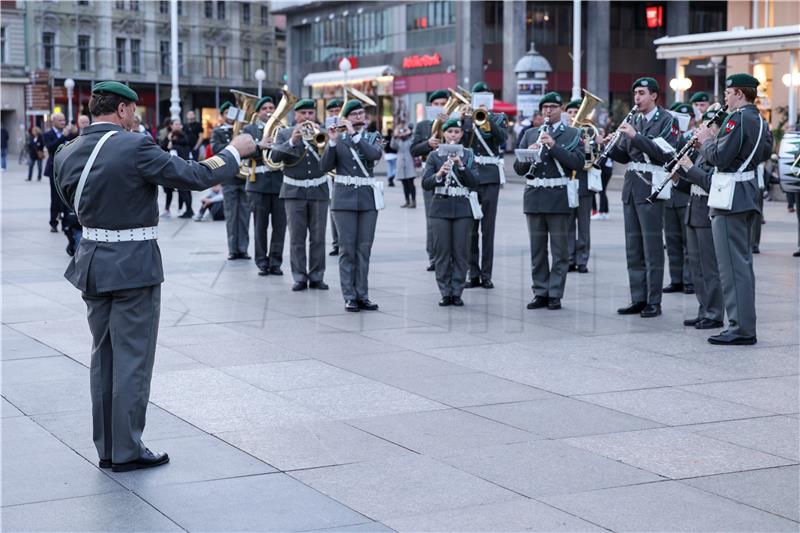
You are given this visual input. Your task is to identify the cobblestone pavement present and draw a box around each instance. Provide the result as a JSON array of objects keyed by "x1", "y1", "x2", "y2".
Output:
[{"x1": 2, "y1": 159, "x2": 798, "y2": 532}]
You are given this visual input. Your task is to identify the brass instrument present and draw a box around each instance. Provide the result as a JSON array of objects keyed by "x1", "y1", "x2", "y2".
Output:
[
  {"x1": 229, "y1": 90, "x2": 260, "y2": 180},
  {"x1": 263, "y1": 87, "x2": 299, "y2": 171},
  {"x1": 431, "y1": 88, "x2": 470, "y2": 140},
  {"x1": 299, "y1": 120, "x2": 328, "y2": 154},
  {"x1": 457, "y1": 86, "x2": 492, "y2": 132},
  {"x1": 570, "y1": 89, "x2": 604, "y2": 170}
]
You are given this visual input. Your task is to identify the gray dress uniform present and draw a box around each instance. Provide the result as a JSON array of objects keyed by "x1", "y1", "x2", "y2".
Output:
[
  {"x1": 608, "y1": 106, "x2": 679, "y2": 306},
  {"x1": 411, "y1": 120, "x2": 436, "y2": 265},
  {"x1": 421, "y1": 148, "x2": 479, "y2": 299},
  {"x1": 464, "y1": 112, "x2": 508, "y2": 284},
  {"x1": 212, "y1": 124, "x2": 250, "y2": 256},
  {"x1": 242, "y1": 121, "x2": 286, "y2": 271},
  {"x1": 54, "y1": 123, "x2": 240, "y2": 464},
  {"x1": 675, "y1": 153, "x2": 724, "y2": 323},
  {"x1": 700, "y1": 104, "x2": 772, "y2": 339},
  {"x1": 663, "y1": 132, "x2": 692, "y2": 288},
  {"x1": 320, "y1": 129, "x2": 384, "y2": 302},
  {"x1": 515, "y1": 123, "x2": 585, "y2": 302},
  {"x1": 568, "y1": 167, "x2": 592, "y2": 268},
  {"x1": 271, "y1": 126, "x2": 330, "y2": 283}
]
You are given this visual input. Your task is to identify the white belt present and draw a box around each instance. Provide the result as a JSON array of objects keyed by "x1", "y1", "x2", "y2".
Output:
[
  {"x1": 335, "y1": 175, "x2": 376, "y2": 187},
  {"x1": 253, "y1": 165, "x2": 270, "y2": 173},
  {"x1": 690, "y1": 184, "x2": 709, "y2": 197},
  {"x1": 283, "y1": 175, "x2": 328, "y2": 188},
  {"x1": 627, "y1": 162, "x2": 664, "y2": 175},
  {"x1": 83, "y1": 226, "x2": 158, "y2": 242},
  {"x1": 713, "y1": 170, "x2": 755, "y2": 182},
  {"x1": 475, "y1": 155, "x2": 502, "y2": 165},
  {"x1": 434, "y1": 186, "x2": 470, "y2": 197},
  {"x1": 526, "y1": 177, "x2": 569, "y2": 188}
]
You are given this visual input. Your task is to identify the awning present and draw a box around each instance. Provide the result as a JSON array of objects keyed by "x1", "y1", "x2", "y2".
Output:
[
  {"x1": 654, "y1": 25, "x2": 800, "y2": 60},
  {"x1": 303, "y1": 66, "x2": 395, "y2": 86},
  {"x1": 493, "y1": 100, "x2": 517, "y2": 115}
]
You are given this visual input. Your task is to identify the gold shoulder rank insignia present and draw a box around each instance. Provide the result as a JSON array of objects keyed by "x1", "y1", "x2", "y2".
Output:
[{"x1": 200, "y1": 155, "x2": 225, "y2": 170}]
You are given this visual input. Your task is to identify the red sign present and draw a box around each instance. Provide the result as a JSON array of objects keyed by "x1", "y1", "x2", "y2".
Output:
[
  {"x1": 402, "y1": 53, "x2": 442, "y2": 69},
  {"x1": 645, "y1": 5, "x2": 663, "y2": 28}
]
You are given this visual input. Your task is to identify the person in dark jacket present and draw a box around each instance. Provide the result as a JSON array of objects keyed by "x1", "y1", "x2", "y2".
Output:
[
  {"x1": 160, "y1": 119, "x2": 194, "y2": 218},
  {"x1": 27, "y1": 126, "x2": 45, "y2": 181},
  {"x1": 44, "y1": 113, "x2": 78, "y2": 231}
]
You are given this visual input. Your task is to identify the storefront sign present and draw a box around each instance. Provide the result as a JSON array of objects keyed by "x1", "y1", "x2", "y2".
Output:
[{"x1": 402, "y1": 53, "x2": 442, "y2": 69}]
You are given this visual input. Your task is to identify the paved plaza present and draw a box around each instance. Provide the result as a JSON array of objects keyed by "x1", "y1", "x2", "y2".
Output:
[{"x1": 1, "y1": 158, "x2": 798, "y2": 532}]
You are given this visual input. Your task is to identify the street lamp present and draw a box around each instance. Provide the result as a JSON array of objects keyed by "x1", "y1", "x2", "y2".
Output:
[
  {"x1": 255, "y1": 69, "x2": 266, "y2": 98},
  {"x1": 669, "y1": 77, "x2": 692, "y2": 102},
  {"x1": 339, "y1": 57, "x2": 351, "y2": 101},
  {"x1": 64, "y1": 78, "x2": 75, "y2": 124},
  {"x1": 710, "y1": 56, "x2": 724, "y2": 101}
]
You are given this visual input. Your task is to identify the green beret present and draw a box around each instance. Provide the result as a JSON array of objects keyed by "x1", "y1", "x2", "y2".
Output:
[
  {"x1": 442, "y1": 118, "x2": 462, "y2": 132},
  {"x1": 472, "y1": 82, "x2": 489, "y2": 93},
  {"x1": 92, "y1": 81, "x2": 138, "y2": 102},
  {"x1": 725, "y1": 73, "x2": 759, "y2": 89},
  {"x1": 632, "y1": 77, "x2": 659, "y2": 92},
  {"x1": 429, "y1": 90, "x2": 448, "y2": 103},
  {"x1": 673, "y1": 103, "x2": 692, "y2": 115},
  {"x1": 689, "y1": 92, "x2": 710, "y2": 104},
  {"x1": 342, "y1": 99, "x2": 364, "y2": 117},
  {"x1": 255, "y1": 96, "x2": 274, "y2": 110},
  {"x1": 326, "y1": 98, "x2": 343, "y2": 110},
  {"x1": 668, "y1": 102, "x2": 680, "y2": 111},
  {"x1": 538, "y1": 91, "x2": 563, "y2": 110},
  {"x1": 565, "y1": 98, "x2": 582, "y2": 111},
  {"x1": 293, "y1": 99, "x2": 315, "y2": 111},
  {"x1": 219, "y1": 101, "x2": 232, "y2": 113}
]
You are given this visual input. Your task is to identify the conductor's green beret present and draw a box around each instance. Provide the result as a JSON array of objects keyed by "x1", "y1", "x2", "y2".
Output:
[{"x1": 92, "y1": 81, "x2": 138, "y2": 102}]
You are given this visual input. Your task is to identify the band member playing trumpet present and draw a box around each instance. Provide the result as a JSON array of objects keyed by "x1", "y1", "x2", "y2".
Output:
[
  {"x1": 244, "y1": 96, "x2": 286, "y2": 276},
  {"x1": 421, "y1": 119, "x2": 479, "y2": 307},
  {"x1": 515, "y1": 92, "x2": 585, "y2": 310},
  {"x1": 270, "y1": 99, "x2": 330, "y2": 291},
  {"x1": 604, "y1": 77, "x2": 679, "y2": 318},
  {"x1": 321, "y1": 99, "x2": 384, "y2": 312},
  {"x1": 326, "y1": 99, "x2": 343, "y2": 257},
  {"x1": 565, "y1": 98, "x2": 592, "y2": 274}
]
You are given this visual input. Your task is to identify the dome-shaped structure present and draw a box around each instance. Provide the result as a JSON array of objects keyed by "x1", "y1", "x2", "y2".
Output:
[{"x1": 514, "y1": 43, "x2": 553, "y2": 76}]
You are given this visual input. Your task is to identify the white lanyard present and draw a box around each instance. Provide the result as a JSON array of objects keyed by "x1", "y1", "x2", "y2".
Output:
[{"x1": 74, "y1": 130, "x2": 118, "y2": 217}]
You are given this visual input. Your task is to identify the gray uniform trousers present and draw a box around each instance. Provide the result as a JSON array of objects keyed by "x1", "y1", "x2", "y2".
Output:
[
  {"x1": 664, "y1": 205, "x2": 691, "y2": 285},
  {"x1": 527, "y1": 213, "x2": 571, "y2": 299},
  {"x1": 83, "y1": 276, "x2": 160, "y2": 464},
  {"x1": 469, "y1": 183, "x2": 500, "y2": 280},
  {"x1": 686, "y1": 226, "x2": 724, "y2": 322},
  {"x1": 330, "y1": 210, "x2": 339, "y2": 249},
  {"x1": 222, "y1": 181, "x2": 250, "y2": 255},
  {"x1": 623, "y1": 201, "x2": 665, "y2": 304},
  {"x1": 333, "y1": 209, "x2": 378, "y2": 300},
  {"x1": 712, "y1": 212, "x2": 757, "y2": 337},
  {"x1": 430, "y1": 217, "x2": 472, "y2": 298},
  {"x1": 751, "y1": 191, "x2": 764, "y2": 249},
  {"x1": 286, "y1": 198, "x2": 328, "y2": 283},
  {"x1": 248, "y1": 191, "x2": 286, "y2": 269},
  {"x1": 568, "y1": 194, "x2": 592, "y2": 267},
  {"x1": 423, "y1": 188, "x2": 435, "y2": 263}
]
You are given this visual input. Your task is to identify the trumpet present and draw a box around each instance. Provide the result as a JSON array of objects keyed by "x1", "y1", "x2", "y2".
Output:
[
  {"x1": 299, "y1": 120, "x2": 328, "y2": 152},
  {"x1": 593, "y1": 105, "x2": 639, "y2": 170}
]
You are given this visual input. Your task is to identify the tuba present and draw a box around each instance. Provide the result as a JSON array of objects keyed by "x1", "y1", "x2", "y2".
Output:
[
  {"x1": 262, "y1": 87, "x2": 299, "y2": 171},
  {"x1": 570, "y1": 89, "x2": 604, "y2": 170},
  {"x1": 431, "y1": 88, "x2": 470, "y2": 140}
]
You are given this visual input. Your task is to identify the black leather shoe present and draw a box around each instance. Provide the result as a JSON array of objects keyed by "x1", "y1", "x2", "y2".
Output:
[
  {"x1": 268, "y1": 266, "x2": 283, "y2": 275},
  {"x1": 465, "y1": 278, "x2": 481, "y2": 288},
  {"x1": 683, "y1": 284, "x2": 695, "y2": 295},
  {"x1": 99, "y1": 459, "x2": 112, "y2": 469},
  {"x1": 178, "y1": 211, "x2": 194, "y2": 219},
  {"x1": 438, "y1": 296, "x2": 452, "y2": 307},
  {"x1": 66, "y1": 243, "x2": 75, "y2": 257},
  {"x1": 329, "y1": 248, "x2": 339, "y2": 256},
  {"x1": 640, "y1": 304, "x2": 662, "y2": 318},
  {"x1": 292, "y1": 281, "x2": 308, "y2": 291},
  {"x1": 708, "y1": 332, "x2": 757, "y2": 345},
  {"x1": 617, "y1": 302, "x2": 646, "y2": 315},
  {"x1": 228, "y1": 253, "x2": 238, "y2": 260},
  {"x1": 547, "y1": 298, "x2": 562, "y2": 310},
  {"x1": 357, "y1": 299, "x2": 379, "y2": 311},
  {"x1": 309, "y1": 281, "x2": 329, "y2": 290},
  {"x1": 662, "y1": 283, "x2": 684, "y2": 293},
  {"x1": 752, "y1": 246, "x2": 760, "y2": 254},
  {"x1": 695, "y1": 318, "x2": 724, "y2": 330},
  {"x1": 258, "y1": 268, "x2": 269, "y2": 276},
  {"x1": 345, "y1": 300, "x2": 360, "y2": 312},
  {"x1": 793, "y1": 249, "x2": 800, "y2": 257},
  {"x1": 482, "y1": 279, "x2": 494, "y2": 289},
  {"x1": 111, "y1": 449, "x2": 169, "y2": 472},
  {"x1": 239, "y1": 253, "x2": 252, "y2": 260},
  {"x1": 50, "y1": 226, "x2": 58, "y2": 233},
  {"x1": 683, "y1": 317, "x2": 702, "y2": 327},
  {"x1": 568, "y1": 264, "x2": 577, "y2": 272},
  {"x1": 451, "y1": 296, "x2": 464, "y2": 306},
  {"x1": 577, "y1": 265, "x2": 589, "y2": 273},
  {"x1": 426, "y1": 263, "x2": 435, "y2": 272},
  {"x1": 527, "y1": 296, "x2": 549, "y2": 309}
]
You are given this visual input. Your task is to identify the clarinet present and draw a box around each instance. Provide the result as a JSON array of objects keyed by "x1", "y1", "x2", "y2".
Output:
[
  {"x1": 593, "y1": 105, "x2": 639, "y2": 170},
  {"x1": 531, "y1": 117, "x2": 551, "y2": 170},
  {"x1": 646, "y1": 104, "x2": 728, "y2": 204}
]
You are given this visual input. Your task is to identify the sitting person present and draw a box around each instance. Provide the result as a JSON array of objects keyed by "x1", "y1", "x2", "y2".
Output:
[{"x1": 194, "y1": 184, "x2": 225, "y2": 221}]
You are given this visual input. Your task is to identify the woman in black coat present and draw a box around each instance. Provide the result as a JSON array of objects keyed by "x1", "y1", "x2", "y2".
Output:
[
  {"x1": 27, "y1": 127, "x2": 45, "y2": 181},
  {"x1": 160, "y1": 119, "x2": 194, "y2": 218}
]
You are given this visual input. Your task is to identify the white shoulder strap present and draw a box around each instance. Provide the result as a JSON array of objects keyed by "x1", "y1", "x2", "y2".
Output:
[
  {"x1": 74, "y1": 130, "x2": 118, "y2": 215},
  {"x1": 737, "y1": 116, "x2": 764, "y2": 173}
]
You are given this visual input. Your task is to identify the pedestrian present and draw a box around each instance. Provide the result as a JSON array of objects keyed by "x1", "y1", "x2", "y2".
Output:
[
  {"x1": 384, "y1": 128, "x2": 397, "y2": 187},
  {"x1": 53, "y1": 80, "x2": 255, "y2": 472},
  {"x1": 27, "y1": 126, "x2": 45, "y2": 181},
  {"x1": 391, "y1": 123, "x2": 417, "y2": 208},
  {"x1": 0, "y1": 126, "x2": 8, "y2": 171},
  {"x1": 77, "y1": 114, "x2": 91, "y2": 133},
  {"x1": 44, "y1": 113, "x2": 78, "y2": 232},
  {"x1": 160, "y1": 119, "x2": 195, "y2": 218},
  {"x1": 185, "y1": 110, "x2": 204, "y2": 161}
]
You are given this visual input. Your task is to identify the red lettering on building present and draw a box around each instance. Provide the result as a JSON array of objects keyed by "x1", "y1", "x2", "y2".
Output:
[{"x1": 402, "y1": 53, "x2": 442, "y2": 69}]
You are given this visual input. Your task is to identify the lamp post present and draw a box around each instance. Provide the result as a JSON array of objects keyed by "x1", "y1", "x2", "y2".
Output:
[
  {"x1": 571, "y1": 0, "x2": 582, "y2": 101},
  {"x1": 169, "y1": 0, "x2": 181, "y2": 121},
  {"x1": 339, "y1": 57, "x2": 351, "y2": 101},
  {"x1": 64, "y1": 78, "x2": 75, "y2": 124},
  {"x1": 710, "y1": 56, "x2": 724, "y2": 102},
  {"x1": 255, "y1": 68, "x2": 266, "y2": 98}
]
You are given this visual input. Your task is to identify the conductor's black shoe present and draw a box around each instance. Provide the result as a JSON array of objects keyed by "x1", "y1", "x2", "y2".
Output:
[
  {"x1": 708, "y1": 332, "x2": 757, "y2": 345},
  {"x1": 329, "y1": 247, "x2": 339, "y2": 256},
  {"x1": 240, "y1": 253, "x2": 252, "y2": 260},
  {"x1": 547, "y1": 298, "x2": 562, "y2": 310},
  {"x1": 345, "y1": 300, "x2": 360, "y2": 312},
  {"x1": 292, "y1": 281, "x2": 308, "y2": 291},
  {"x1": 527, "y1": 296, "x2": 549, "y2": 310},
  {"x1": 683, "y1": 284, "x2": 695, "y2": 295},
  {"x1": 451, "y1": 296, "x2": 464, "y2": 306},
  {"x1": 309, "y1": 281, "x2": 329, "y2": 290},
  {"x1": 438, "y1": 296, "x2": 452, "y2": 307},
  {"x1": 268, "y1": 266, "x2": 283, "y2": 275},
  {"x1": 640, "y1": 304, "x2": 662, "y2": 318},
  {"x1": 793, "y1": 249, "x2": 800, "y2": 257},
  {"x1": 50, "y1": 226, "x2": 58, "y2": 233},
  {"x1": 577, "y1": 265, "x2": 589, "y2": 273},
  {"x1": 465, "y1": 277, "x2": 481, "y2": 288},
  {"x1": 111, "y1": 449, "x2": 169, "y2": 472},
  {"x1": 228, "y1": 253, "x2": 238, "y2": 260},
  {"x1": 426, "y1": 263, "x2": 435, "y2": 272},
  {"x1": 482, "y1": 279, "x2": 494, "y2": 289},
  {"x1": 683, "y1": 317, "x2": 702, "y2": 327},
  {"x1": 695, "y1": 318, "x2": 724, "y2": 330},
  {"x1": 568, "y1": 264, "x2": 577, "y2": 272},
  {"x1": 258, "y1": 268, "x2": 269, "y2": 276},
  {"x1": 357, "y1": 299, "x2": 379, "y2": 311},
  {"x1": 662, "y1": 282, "x2": 684, "y2": 293},
  {"x1": 752, "y1": 246, "x2": 760, "y2": 254},
  {"x1": 617, "y1": 301, "x2": 646, "y2": 315},
  {"x1": 99, "y1": 459, "x2": 112, "y2": 469}
]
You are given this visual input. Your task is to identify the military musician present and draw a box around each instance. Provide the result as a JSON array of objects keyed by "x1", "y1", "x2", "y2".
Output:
[
  {"x1": 565, "y1": 98, "x2": 592, "y2": 274},
  {"x1": 326, "y1": 98, "x2": 343, "y2": 257},
  {"x1": 690, "y1": 91, "x2": 711, "y2": 120}
]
